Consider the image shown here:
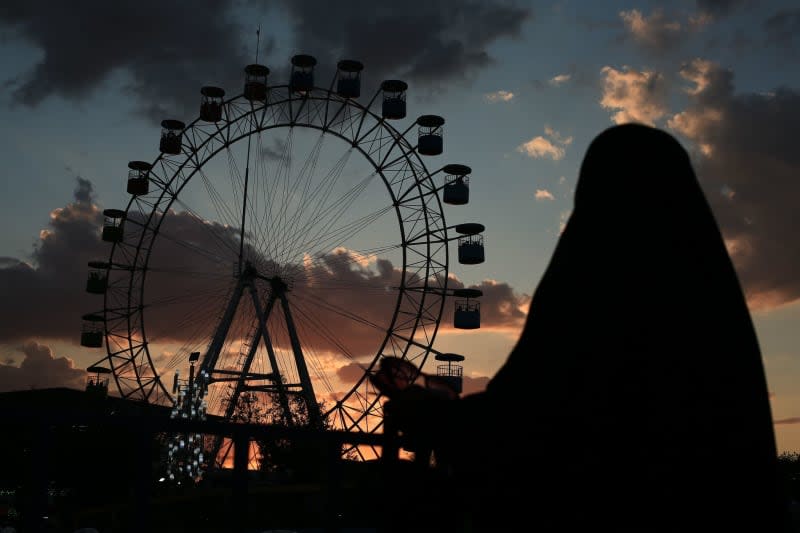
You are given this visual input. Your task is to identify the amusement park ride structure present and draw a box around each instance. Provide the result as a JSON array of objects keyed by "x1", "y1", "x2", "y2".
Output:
[{"x1": 80, "y1": 52, "x2": 487, "y2": 469}]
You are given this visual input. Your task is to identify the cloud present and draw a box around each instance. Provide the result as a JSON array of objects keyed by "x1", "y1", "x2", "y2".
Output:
[
  {"x1": 531, "y1": 65, "x2": 594, "y2": 92},
  {"x1": 0, "y1": 0, "x2": 252, "y2": 123},
  {"x1": 461, "y1": 374, "x2": 490, "y2": 395},
  {"x1": 517, "y1": 126, "x2": 573, "y2": 161},
  {"x1": 441, "y1": 277, "x2": 529, "y2": 332},
  {"x1": 278, "y1": 0, "x2": 531, "y2": 89},
  {"x1": 666, "y1": 59, "x2": 800, "y2": 310},
  {"x1": 0, "y1": 177, "x2": 105, "y2": 342},
  {"x1": 619, "y1": 9, "x2": 684, "y2": 52},
  {"x1": 1, "y1": 175, "x2": 527, "y2": 379},
  {"x1": 0, "y1": 340, "x2": 86, "y2": 392},
  {"x1": 518, "y1": 138, "x2": 564, "y2": 160},
  {"x1": 764, "y1": 9, "x2": 800, "y2": 52},
  {"x1": 0, "y1": 1, "x2": 532, "y2": 119},
  {"x1": 535, "y1": 189, "x2": 555, "y2": 201},
  {"x1": 695, "y1": 0, "x2": 747, "y2": 18},
  {"x1": 600, "y1": 65, "x2": 668, "y2": 126},
  {"x1": 549, "y1": 74, "x2": 571, "y2": 87},
  {"x1": 260, "y1": 138, "x2": 288, "y2": 162},
  {"x1": 774, "y1": 417, "x2": 800, "y2": 425},
  {"x1": 336, "y1": 362, "x2": 366, "y2": 384},
  {"x1": 485, "y1": 90, "x2": 514, "y2": 103}
]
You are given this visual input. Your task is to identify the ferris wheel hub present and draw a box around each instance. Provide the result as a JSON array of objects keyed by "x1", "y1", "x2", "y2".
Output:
[{"x1": 82, "y1": 55, "x2": 484, "y2": 458}]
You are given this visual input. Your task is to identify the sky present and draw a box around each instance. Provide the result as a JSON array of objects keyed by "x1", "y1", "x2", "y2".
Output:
[{"x1": 1, "y1": 0, "x2": 800, "y2": 450}]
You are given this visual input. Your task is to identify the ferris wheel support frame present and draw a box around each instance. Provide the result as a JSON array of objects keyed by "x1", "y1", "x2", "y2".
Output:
[{"x1": 83, "y1": 57, "x2": 484, "y2": 450}]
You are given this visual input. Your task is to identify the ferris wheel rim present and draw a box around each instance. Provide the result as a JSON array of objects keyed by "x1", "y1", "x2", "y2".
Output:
[{"x1": 99, "y1": 83, "x2": 451, "y2": 432}]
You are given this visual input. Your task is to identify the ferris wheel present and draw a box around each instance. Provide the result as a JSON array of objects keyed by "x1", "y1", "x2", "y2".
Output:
[{"x1": 80, "y1": 55, "x2": 486, "y2": 460}]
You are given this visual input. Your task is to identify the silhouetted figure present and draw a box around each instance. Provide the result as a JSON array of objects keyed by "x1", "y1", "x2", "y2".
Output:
[{"x1": 379, "y1": 124, "x2": 790, "y2": 532}]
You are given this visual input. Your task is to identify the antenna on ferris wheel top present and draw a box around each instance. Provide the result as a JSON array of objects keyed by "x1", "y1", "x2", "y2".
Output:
[{"x1": 255, "y1": 25, "x2": 261, "y2": 64}]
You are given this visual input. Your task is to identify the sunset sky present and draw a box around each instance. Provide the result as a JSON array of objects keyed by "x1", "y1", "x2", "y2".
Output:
[{"x1": 1, "y1": 0, "x2": 800, "y2": 450}]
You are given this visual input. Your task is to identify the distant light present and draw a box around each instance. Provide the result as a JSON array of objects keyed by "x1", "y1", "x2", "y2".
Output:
[{"x1": 158, "y1": 477, "x2": 165, "y2": 482}]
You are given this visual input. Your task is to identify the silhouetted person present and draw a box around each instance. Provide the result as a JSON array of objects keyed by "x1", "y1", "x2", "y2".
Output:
[{"x1": 378, "y1": 124, "x2": 790, "y2": 532}]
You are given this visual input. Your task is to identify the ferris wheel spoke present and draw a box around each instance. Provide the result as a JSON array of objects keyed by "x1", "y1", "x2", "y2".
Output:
[
  {"x1": 196, "y1": 167, "x2": 242, "y2": 231},
  {"x1": 290, "y1": 298, "x2": 357, "y2": 364},
  {"x1": 257, "y1": 129, "x2": 294, "y2": 263},
  {"x1": 153, "y1": 225, "x2": 234, "y2": 266},
  {"x1": 292, "y1": 290, "x2": 385, "y2": 333},
  {"x1": 247, "y1": 131, "x2": 271, "y2": 260},
  {"x1": 93, "y1": 62, "x2": 462, "y2": 448},
  {"x1": 272, "y1": 141, "x2": 353, "y2": 262},
  {"x1": 288, "y1": 201, "x2": 392, "y2": 260},
  {"x1": 280, "y1": 171, "x2": 380, "y2": 263},
  {"x1": 146, "y1": 267, "x2": 231, "y2": 278},
  {"x1": 142, "y1": 283, "x2": 232, "y2": 309},
  {"x1": 290, "y1": 204, "x2": 395, "y2": 262},
  {"x1": 252, "y1": 129, "x2": 286, "y2": 262},
  {"x1": 273, "y1": 132, "x2": 326, "y2": 249},
  {"x1": 143, "y1": 296, "x2": 227, "y2": 349}
]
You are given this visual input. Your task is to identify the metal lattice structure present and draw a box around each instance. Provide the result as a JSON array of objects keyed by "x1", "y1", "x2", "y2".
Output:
[{"x1": 82, "y1": 56, "x2": 485, "y2": 461}]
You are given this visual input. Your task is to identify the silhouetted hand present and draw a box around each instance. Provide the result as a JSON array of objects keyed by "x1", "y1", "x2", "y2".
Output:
[{"x1": 371, "y1": 357, "x2": 458, "y2": 457}]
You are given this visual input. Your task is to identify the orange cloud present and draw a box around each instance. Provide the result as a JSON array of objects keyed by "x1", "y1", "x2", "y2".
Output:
[
  {"x1": 620, "y1": 9, "x2": 683, "y2": 50},
  {"x1": 535, "y1": 189, "x2": 555, "y2": 201},
  {"x1": 549, "y1": 74, "x2": 571, "y2": 87},
  {"x1": 600, "y1": 66, "x2": 668, "y2": 126},
  {"x1": 0, "y1": 341, "x2": 86, "y2": 392},
  {"x1": 336, "y1": 361, "x2": 368, "y2": 385},
  {"x1": 664, "y1": 59, "x2": 800, "y2": 310},
  {"x1": 485, "y1": 90, "x2": 514, "y2": 102},
  {"x1": 517, "y1": 126, "x2": 573, "y2": 161}
]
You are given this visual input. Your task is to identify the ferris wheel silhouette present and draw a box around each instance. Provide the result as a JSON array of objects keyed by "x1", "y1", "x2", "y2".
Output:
[{"x1": 81, "y1": 53, "x2": 486, "y2": 462}]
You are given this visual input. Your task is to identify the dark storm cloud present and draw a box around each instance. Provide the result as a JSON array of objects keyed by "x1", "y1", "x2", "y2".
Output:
[
  {"x1": 0, "y1": 178, "x2": 105, "y2": 342},
  {"x1": 1, "y1": 177, "x2": 526, "y2": 355},
  {"x1": 0, "y1": 0, "x2": 251, "y2": 123},
  {"x1": 667, "y1": 60, "x2": 800, "y2": 310},
  {"x1": 336, "y1": 362, "x2": 366, "y2": 384},
  {"x1": 695, "y1": 0, "x2": 747, "y2": 17},
  {"x1": 764, "y1": 9, "x2": 800, "y2": 51},
  {"x1": 1, "y1": 0, "x2": 530, "y2": 121},
  {"x1": 0, "y1": 341, "x2": 86, "y2": 392},
  {"x1": 276, "y1": 0, "x2": 531, "y2": 89}
]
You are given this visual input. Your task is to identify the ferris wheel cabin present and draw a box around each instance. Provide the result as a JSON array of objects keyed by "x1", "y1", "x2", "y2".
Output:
[
  {"x1": 85, "y1": 261, "x2": 109, "y2": 294},
  {"x1": 80, "y1": 313, "x2": 104, "y2": 348},
  {"x1": 455, "y1": 222, "x2": 485, "y2": 265},
  {"x1": 435, "y1": 353, "x2": 465, "y2": 395},
  {"x1": 453, "y1": 288, "x2": 482, "y2": 330},
  {"x1": 159, "y1": 119, "x2": 186, "y2": 155},
  {"x1": 290, "y1": 54, "x2": 317, "y2": 94},
  {"x1": 417, "y1": 115, "x2": 444, "y2": 156},
  {"x1": 443, "y1": 164, "x2": 471, "y2": 205},
  {"x1": 101, "y1": 209, "x2": 126, "y2": 243},
  {"x1": 337, "y1": 60, "x2": 363, "y2": 99},
  {"x1": 85, "y1": 364, "x2": 111, "y2": 396},
  {"x1": 126, "y1": 160, "x2": 151, "y2": 196},
  {"x1": 381, "y1": 80, "x2": 408, "y2": 120},
  {"x1": 244, "y1": 64, "x2": 269, "y2": 102},
  {"x1": 459, "y1": 234, "x2": 485, "y2": 265},
  {"x1": 200, "y1": 86, "x2": 225, "y2": 122}
]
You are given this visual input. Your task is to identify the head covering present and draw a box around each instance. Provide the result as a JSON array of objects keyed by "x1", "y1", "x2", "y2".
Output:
[{"x1": 475, "y1": 124, "x2": 786, "y2": 530}]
